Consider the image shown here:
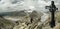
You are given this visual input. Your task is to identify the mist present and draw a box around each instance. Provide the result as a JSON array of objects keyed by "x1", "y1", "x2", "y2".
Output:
[{"x1": 0, "y1": 0, "x2": 59, "y2": 13}]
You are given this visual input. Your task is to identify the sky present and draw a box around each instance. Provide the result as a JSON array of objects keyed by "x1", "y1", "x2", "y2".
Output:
[{"x1": 0, "y1": 0, "x2": 60, "y2": 13}]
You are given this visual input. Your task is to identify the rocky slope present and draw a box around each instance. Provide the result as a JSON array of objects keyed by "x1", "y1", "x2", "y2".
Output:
[{"x1": 0, "y1": 11, "x2": 60, "y2": 29}]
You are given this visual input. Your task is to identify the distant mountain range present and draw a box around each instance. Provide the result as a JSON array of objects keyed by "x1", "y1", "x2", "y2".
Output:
[{"x1": 0, "y1": 10, "x2": 27, "y2": 16}]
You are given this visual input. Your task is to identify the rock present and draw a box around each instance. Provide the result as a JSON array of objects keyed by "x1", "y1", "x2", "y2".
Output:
[
  {"x1": 0, "y1": 17, "x2": 15, "y2": 29},
  {"x1": 53, "y1": 23, "x2": 60, "y2": 29}
]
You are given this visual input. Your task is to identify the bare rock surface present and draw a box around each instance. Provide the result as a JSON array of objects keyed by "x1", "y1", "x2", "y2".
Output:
[{"x1": 0, "y1": 11, "x2": 60, "y2": 29}]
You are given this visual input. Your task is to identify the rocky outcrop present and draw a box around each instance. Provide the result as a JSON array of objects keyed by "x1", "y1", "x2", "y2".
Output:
[
  {"x1": 0, "y1": 10, "x2": 60, "y2": 29},
  {"x1": 0, "y1": 17, "x2": 15, "y2": 29}
]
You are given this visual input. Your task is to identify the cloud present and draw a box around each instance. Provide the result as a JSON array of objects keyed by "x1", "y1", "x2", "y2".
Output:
[{"x1": 0, "y1": 0, "x2": 59, "y2": 13}]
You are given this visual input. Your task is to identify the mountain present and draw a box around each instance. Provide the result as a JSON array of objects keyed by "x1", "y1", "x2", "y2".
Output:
[
  {"x1": 29, "y1": 10, "x2": 38, "y2": 18},
  {"x1": 0, "y1": 10, "x2": 27, "y2": 17}
]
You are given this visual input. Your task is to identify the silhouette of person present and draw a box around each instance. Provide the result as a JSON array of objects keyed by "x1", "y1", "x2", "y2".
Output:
[
  {"x1": 49, "y1": 1, "x2": 56, "y2": 28},
  {"x1": 45, "y1": 1, "x2": 58, "y2": 28}
]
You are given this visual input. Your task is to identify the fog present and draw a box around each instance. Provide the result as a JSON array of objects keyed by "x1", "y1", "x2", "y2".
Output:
[{"x1": 0, "y1": 0, "x2": 59, "y2": 13}]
